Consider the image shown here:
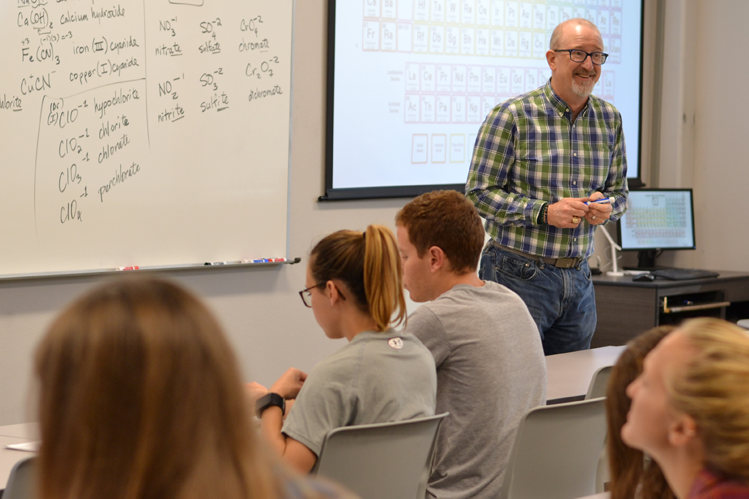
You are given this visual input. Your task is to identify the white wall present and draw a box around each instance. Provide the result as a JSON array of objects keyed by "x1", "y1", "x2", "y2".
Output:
[
  {"x1": 650, "y1": 0, "x2": 749, "y2": 271},
  {"x1": 596, "y1": 0, "x2": 749, "y2": 273},
  {"x1": 689, "y1": 1, "x2": 749, "y2": 271}
]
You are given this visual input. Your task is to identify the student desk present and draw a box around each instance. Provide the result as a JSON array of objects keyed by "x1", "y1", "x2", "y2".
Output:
[
  {"x1": 591, "y1": 271, "x2": 749, "y2": 347},
  {"x1": 0, "y1": 423, "x2": 38, "y2": 490},
  {"x1": 545, "y1": 346, "x2": 626, "y2": 404}
]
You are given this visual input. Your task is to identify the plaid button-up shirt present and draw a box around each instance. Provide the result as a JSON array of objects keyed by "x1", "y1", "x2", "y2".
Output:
[{"x1": 466, "y1": 79, "x2": 628, "y2": 259}]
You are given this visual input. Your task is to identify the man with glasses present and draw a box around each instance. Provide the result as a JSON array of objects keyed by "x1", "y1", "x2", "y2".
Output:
[{"x1": 466, "y1": 18, "x2": 629, "y2": 355}]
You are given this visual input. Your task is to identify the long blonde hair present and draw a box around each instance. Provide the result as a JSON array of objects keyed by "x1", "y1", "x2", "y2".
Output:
[
  {"x1": 668, "y1": 318, "x2": 749, "y2": 482},
  {"x1": 310, "y1": 225, "x2": 406, "y2": 332},
  {"x1": 35, "y1": 277, "x2": 281, "y2": 499}
]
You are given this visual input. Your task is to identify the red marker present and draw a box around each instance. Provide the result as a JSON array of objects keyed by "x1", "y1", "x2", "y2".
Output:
[
  {"x1": 272, "y1": 258, "x2": 285, "y2": 262},
  {"x1": 117, "y1": 266, "x2": 140, "y2": 271}
]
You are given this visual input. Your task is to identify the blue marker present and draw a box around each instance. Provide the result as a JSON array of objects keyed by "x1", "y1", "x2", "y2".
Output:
[{"x1": 584, "y1": 197, "x2": 615, "y2": 206}]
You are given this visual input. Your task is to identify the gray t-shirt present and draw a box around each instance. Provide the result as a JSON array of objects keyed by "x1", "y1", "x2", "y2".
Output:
[
  {"x1": 282, "y1": 329, "x2": 437, "y2": 457},
  {"x1": 405, "y1": 281, "x2": 546, "y2": 499}
]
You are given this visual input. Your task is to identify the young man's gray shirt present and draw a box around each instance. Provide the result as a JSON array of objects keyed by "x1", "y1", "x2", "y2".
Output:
[{"x1": 405, "y1": 281, "x2": 546, "y2": 499}]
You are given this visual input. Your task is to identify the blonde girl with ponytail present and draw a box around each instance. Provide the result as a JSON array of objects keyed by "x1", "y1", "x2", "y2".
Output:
[{"x1": 253, "y1": 225, "x2": 437, "y2": 473}]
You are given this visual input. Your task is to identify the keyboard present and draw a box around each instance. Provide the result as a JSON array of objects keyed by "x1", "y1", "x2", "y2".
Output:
[{"x1": 650, "y1": 269, "x2": 720, "y2": 281}]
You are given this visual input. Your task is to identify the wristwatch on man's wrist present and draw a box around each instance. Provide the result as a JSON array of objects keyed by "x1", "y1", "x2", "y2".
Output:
[{"x1": 255, "y1": 392, "x2": 285, "y2": 417}]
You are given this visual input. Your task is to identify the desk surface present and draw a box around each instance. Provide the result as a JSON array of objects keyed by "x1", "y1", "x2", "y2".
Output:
[
  {"x1": 546, "y1": 346, "x2": 626, "y2": 403},
  {"x1": 592, "y1": 270, "x2": 749, "y2": 289}
]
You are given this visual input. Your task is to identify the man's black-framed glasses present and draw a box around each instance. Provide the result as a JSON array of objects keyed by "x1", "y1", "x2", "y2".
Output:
[{"x1": 554, "y1": 49, "x2": 608, "y2": 65}]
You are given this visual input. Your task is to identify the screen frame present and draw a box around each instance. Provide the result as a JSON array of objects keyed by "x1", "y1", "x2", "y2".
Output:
[
  {"x1": 322, "y1": 0, "x2": 646, "y2": 201},
  {"x1": 616, "y1": 187, "x2": 696, "y2": 252}
]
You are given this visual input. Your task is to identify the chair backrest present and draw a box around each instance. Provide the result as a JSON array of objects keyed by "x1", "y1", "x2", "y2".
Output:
[
  {"x1": 314, "y1": 413, "x2": 448, "y2": 499},
  {"x1": 585, "y1": 365, "x2": 614, "y2": 492},
  {"x1": 585, "y1": 365, "x2": 614, "y2": 400},
  {"x1": 499, "y1": 398, "x2": 607, "y2": 499},
  {"x1": 3, "y1": 457, "x2": 37, "y2": 499}
]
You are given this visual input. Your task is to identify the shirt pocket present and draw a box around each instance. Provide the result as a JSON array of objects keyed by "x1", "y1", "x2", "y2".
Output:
[
  {"x1": 511, "y1": 149, "x2": 565, "y2": 200},
  {"x1": 576, "y1": 142, "x2": 613, "y2": 192}
]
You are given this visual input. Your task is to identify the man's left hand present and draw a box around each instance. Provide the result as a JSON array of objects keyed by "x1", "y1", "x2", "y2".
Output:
[{"x1": 585, "y1": 192, "x2": 613, "y2": 225}]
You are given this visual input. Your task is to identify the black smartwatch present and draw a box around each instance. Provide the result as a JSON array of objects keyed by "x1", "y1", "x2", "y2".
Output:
[{"x1": 255, "y1": 392, "x2": 285, "y2": 418}]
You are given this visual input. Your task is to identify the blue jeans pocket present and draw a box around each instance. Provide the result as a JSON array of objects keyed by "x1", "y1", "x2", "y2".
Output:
[
  {"x1": 496, "y1": 252, "x2": 538, "y2": 281},
  {"x1": 580, "y1": 261, "x2": 592, "y2": 281}
]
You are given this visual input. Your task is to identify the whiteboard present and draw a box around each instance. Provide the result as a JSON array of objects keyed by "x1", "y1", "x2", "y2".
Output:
[{"x1": 0, "y1": 0, "x2": 293, "y2": 277}]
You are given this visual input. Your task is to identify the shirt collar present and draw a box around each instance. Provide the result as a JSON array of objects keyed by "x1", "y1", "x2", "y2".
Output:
[{"x1": 543, "y1": 78, "x2": 591, "y2": 120}]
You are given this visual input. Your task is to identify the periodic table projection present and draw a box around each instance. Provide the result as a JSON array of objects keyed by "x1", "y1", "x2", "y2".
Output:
[{"x1": 323, "y1": 0, "x2": 643, "y2": 200}]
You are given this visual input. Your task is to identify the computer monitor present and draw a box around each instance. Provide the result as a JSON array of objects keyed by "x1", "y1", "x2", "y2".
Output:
[{"x1": 617, "y1": 188, "x2": 696, "y2": 269}]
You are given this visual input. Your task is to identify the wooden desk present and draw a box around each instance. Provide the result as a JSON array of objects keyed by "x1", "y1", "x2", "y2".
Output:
[
  {"x1": 0, "y1": 423, "x2": 38, "y2": 490},
  {"x1": 545, "y1": 346, "x2": 626, "y2": 404},
  {"x1": 592, "y1": 271, "x2": 749, "y2": 347}
]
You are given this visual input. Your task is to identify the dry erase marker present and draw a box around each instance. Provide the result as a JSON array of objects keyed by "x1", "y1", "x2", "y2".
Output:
[
  {"x1": 272, "y1": 258, "x2": 285, "y2": 262},
  {"x1": 584, "y1": 197, "x2": 615, "y2": 206},
  {"x1": 116, "y1": 266, "x2": 140, "y2": 271},
  {"x1": 204, "y1": 261, "x2": 228, "y2": 265}
]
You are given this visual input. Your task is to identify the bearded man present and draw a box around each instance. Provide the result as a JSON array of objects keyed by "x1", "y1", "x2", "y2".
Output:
[{"x1": 465, "y1": 18, "x2": 629, "y2": 355}]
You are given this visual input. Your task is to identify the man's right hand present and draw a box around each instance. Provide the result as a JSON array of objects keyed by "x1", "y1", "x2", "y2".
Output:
[{"x1": 547, "y1": 198, "x2": 590, "y2": 229}]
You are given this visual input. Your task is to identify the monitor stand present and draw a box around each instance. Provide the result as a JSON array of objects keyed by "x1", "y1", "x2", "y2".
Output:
[
  {"x1": 637, "y1": 250, "x2": 657, "y2": 269},
  {"x1": 623, "y1": 250, "x2": 673, "y2": 271}
]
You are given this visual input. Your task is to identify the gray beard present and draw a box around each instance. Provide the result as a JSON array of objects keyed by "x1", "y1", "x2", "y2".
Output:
[{"x1": 572, "y1": 77, "x2": 596, "y2": 98}]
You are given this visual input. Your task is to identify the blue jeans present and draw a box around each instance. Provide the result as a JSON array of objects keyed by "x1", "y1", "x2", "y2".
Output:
[{"x1": 479, "y1": 245, "x2": 597, "y2": 356}]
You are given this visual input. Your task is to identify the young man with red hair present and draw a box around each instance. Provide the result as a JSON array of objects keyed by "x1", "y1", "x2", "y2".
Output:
[{"x1": 396, "y1": 190, "x2": 546, "y2": 499}]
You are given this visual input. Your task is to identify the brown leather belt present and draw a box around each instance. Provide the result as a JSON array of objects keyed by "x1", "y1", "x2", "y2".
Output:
[{"x1": 492, "y1": 241, "x2": 584, "y2": 269}]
